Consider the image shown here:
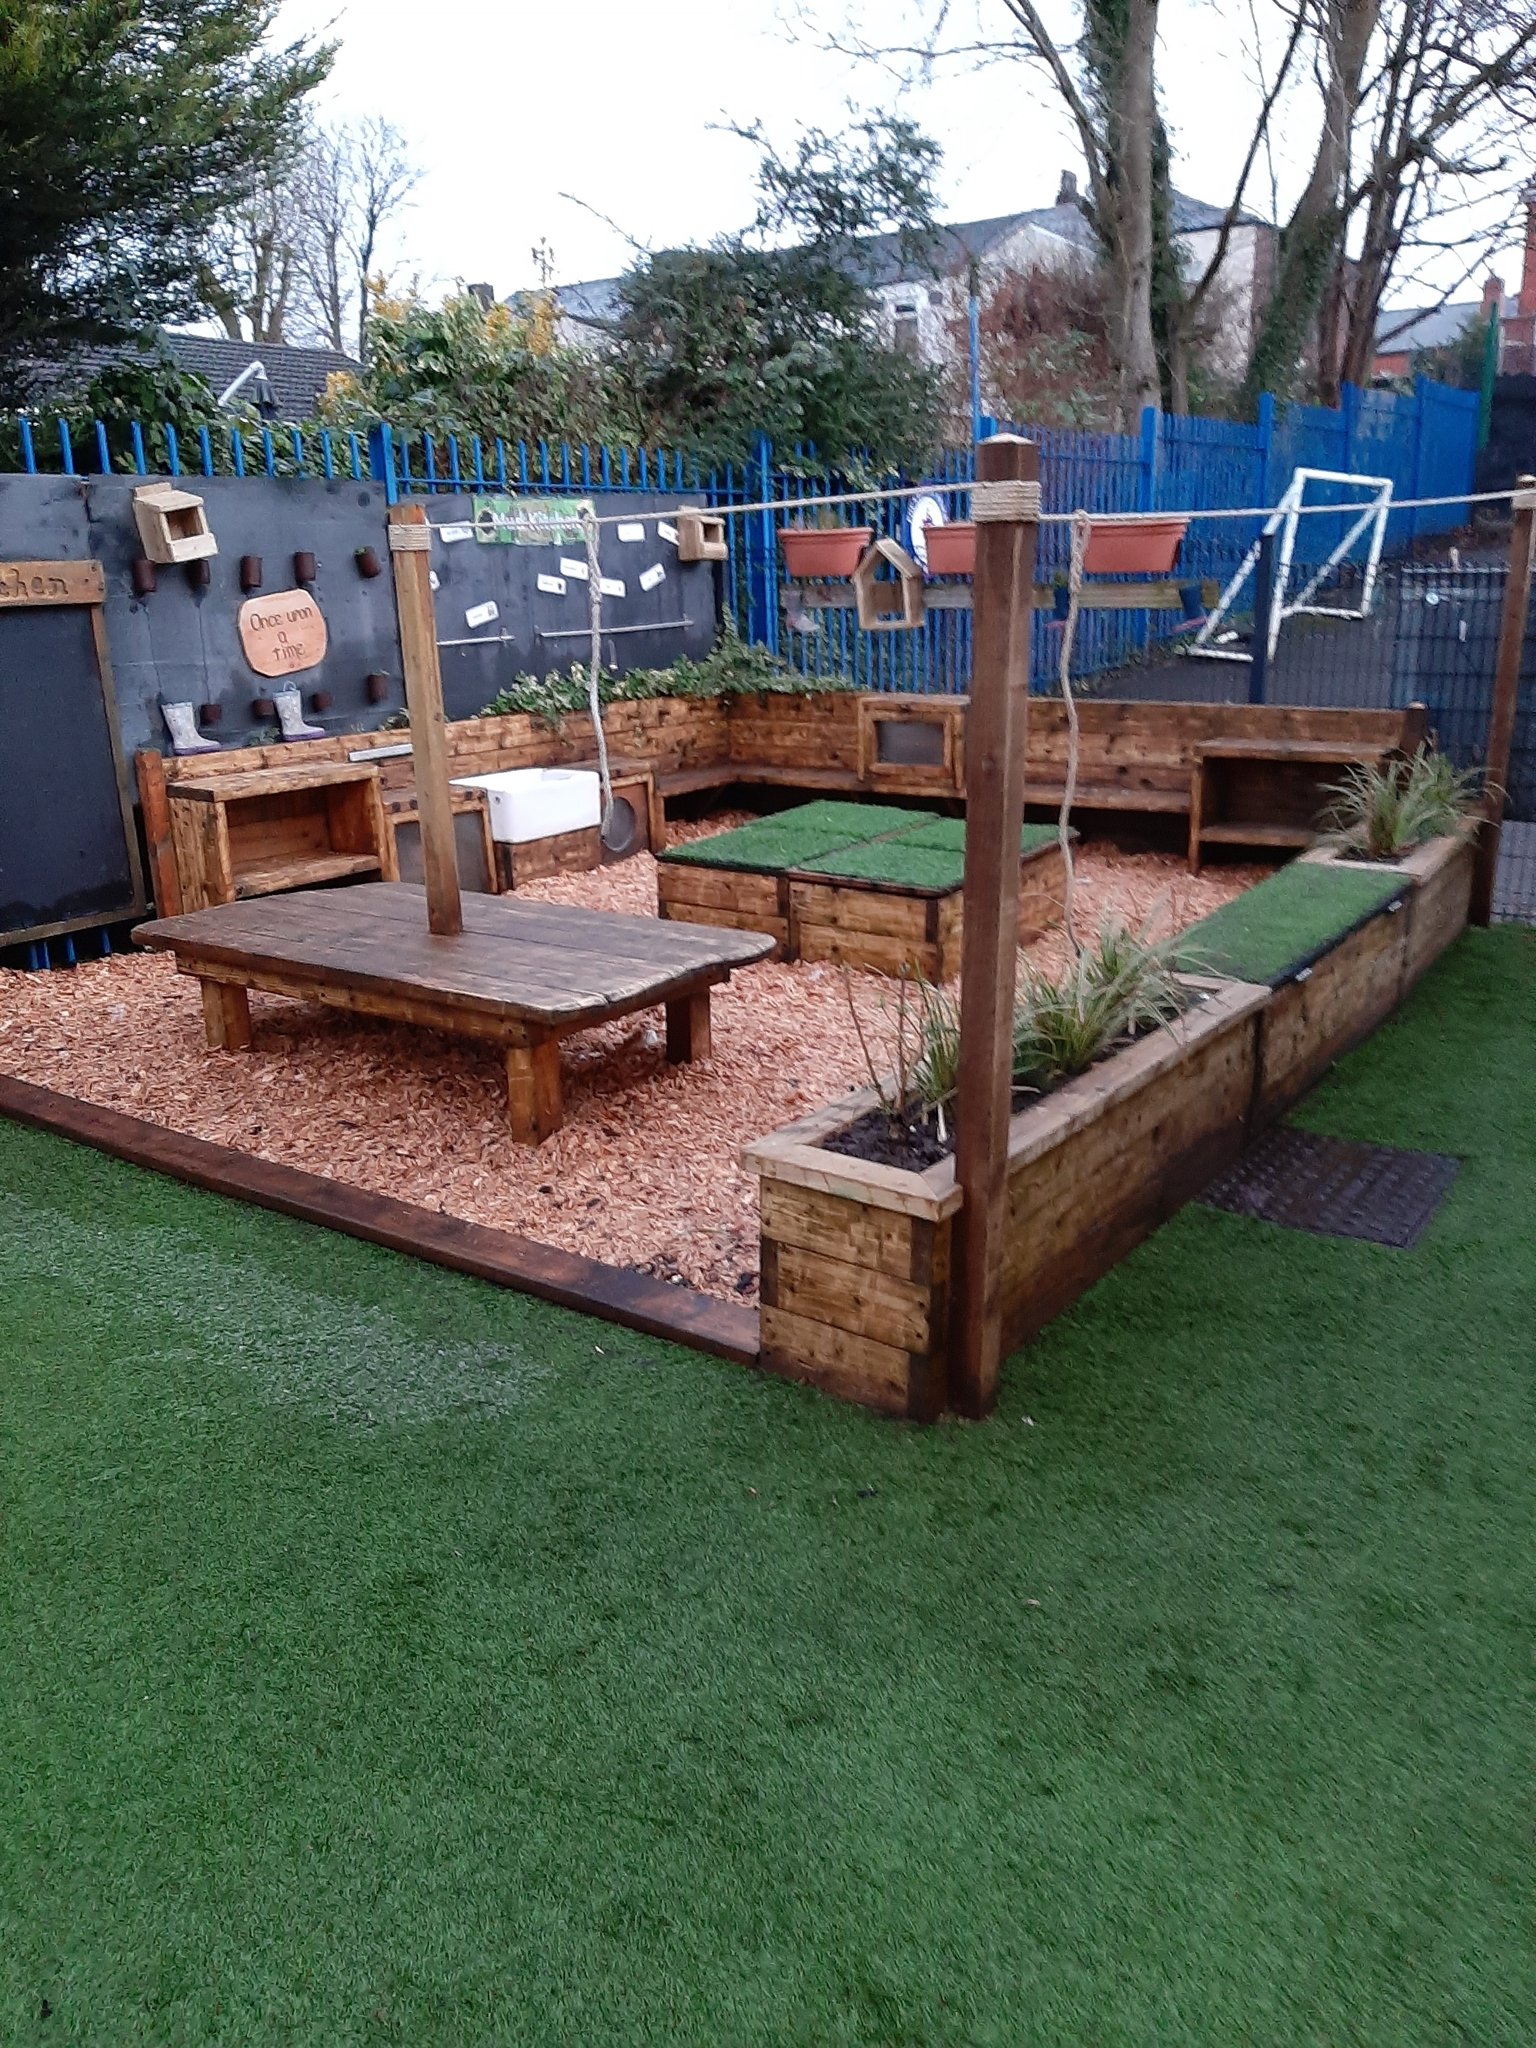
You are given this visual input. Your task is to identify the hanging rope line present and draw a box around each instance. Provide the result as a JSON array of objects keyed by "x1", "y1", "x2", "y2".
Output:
[
  {"x1": 580, "y1": 501, "x2": 614, "y2": 833},
  {"x1": 1055, "y1": 511, "x2": 1091, "y2": 952},
  {"x1": 422, "y1": 483, "x2": 1518, "y2": 536}
]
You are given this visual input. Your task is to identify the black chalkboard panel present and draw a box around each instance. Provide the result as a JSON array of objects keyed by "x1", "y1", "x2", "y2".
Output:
[{"x1": 0, "y1": 602, "x2": 144, "y2": 944}]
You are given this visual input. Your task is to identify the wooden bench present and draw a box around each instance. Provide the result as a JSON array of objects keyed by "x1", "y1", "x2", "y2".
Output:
[
  {"x1": 136, "y1": 882, "x2": 775, "y2": 1143},
  {"x1": 166, "y1": 760, "x2": 396, "y2": 912}
]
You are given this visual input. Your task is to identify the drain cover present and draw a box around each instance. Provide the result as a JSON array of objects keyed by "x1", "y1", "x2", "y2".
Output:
[{"x1": 1201, "y1": 1127, "x2": 1459, "y2": 1248}]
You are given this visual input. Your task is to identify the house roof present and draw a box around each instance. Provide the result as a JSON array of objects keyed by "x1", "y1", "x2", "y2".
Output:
[
  {"x1": 538, "y1": 189, "x2": 1267, "y2": 322},
  {"x1": 46, "y1": 333, "x2": 360, "y2": 416},
  {"x1": 160, "y1": 335, "x2": 360, "y2": 414},
  {"x1": 1373, "y1": 300, "x2": 1502, "y2": 355}
]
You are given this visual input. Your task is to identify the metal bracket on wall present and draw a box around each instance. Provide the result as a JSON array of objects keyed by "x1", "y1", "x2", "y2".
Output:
[{"x1": 536, "y1": 618, "x2": 695, "y2": 641}]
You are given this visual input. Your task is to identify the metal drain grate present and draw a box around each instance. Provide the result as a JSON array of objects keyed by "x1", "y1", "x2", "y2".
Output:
[{"x1": 1201, "y1": 1126, "x2": 1459, "y2": 1248}]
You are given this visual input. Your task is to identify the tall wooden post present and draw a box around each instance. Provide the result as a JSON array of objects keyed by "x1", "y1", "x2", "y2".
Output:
[
  {"x1": 388, "y1": 501, "x2": 462, "y2": 937},
  {"x1": 1469, "y1": 478, "x2": 1536, "y2": 927},
  {"x1": 952, "y1": 435, "x2": 1039, "y2": 1419}
]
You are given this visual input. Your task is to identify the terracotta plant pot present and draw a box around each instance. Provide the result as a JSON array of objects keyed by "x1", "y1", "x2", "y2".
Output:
[
  {"x1": 779, "y1": 526, "x2": 874, "y2": 579},
  {"x1": 1082, "y1": 516, "x2": 1189, "y2": 575},
  {"x1": 923, "y1": 522, "x2": 976, "y2": 577}
]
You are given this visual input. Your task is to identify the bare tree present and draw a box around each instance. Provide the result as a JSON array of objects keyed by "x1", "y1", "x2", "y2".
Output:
[
  {"x1": 1328, "y1": 0, "x2": 1536, "y2": 394},
  {"x1": 198, "y1": 157, "x2": 302, "y2": 344},
  {"x1": 202, "y1": 118, "x2": 419, "y2": 359}
]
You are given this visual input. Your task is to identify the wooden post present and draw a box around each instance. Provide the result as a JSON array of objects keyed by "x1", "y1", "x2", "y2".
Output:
[
  {"x1": 951, "y1": 435, "x2": 1039, "y2": 1418},
  {"x1": 1469, "y1": 478, "x2": 1536, "y2": 926},
  {"x1": 387, "y1": 502, "x2": 462, "y2": 936}
]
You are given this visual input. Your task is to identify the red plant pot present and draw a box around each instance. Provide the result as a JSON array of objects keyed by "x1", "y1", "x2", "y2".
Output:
[
  {"x1": 1082, "y1": 516, "x2": 1189, "y2": 575},
  {"x1": 779, "y1": 526, "x2": 874, "y2": 579},
  {"x1": 923, "y1": 521, "x2": 976, "y2": 576}
]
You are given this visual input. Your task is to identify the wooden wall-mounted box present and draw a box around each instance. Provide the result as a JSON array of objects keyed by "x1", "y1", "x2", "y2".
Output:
[
  {"x1": 676, "y1": 510, "x2": 728, "y2": 563},
  {"x1": 852, "y1": 537, "x2": 924, "y2": 632},
  {"x1": 132, "y1": 484, "x2": 218, "y2": 565}
]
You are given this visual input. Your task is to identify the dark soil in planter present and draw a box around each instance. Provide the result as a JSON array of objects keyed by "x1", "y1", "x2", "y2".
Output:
[{"x1": 822, "y1": 1105, "x2": 952, "y2": 1172}]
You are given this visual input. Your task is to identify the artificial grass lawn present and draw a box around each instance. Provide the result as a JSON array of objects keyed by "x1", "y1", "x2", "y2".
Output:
[
  {"x1": 659, "y1": 799, "x2": 922, "y2": 872},
  {"x1": 2, "y1": 930, "x2": 1532, "y2": 2044},
  {"x1": 1175, "y1": 858, "x2": 1408, "y2": 983}
]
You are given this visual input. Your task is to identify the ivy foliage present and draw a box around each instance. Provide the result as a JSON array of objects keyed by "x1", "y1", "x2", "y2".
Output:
[{"x1": 474, "y1": 623, "x2": 851, "y2": 724}]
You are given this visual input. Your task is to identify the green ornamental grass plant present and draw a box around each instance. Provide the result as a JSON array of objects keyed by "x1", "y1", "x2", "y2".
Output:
[{"x1": 1322, "y1": 744, "x2": 1482, "y2": 861}]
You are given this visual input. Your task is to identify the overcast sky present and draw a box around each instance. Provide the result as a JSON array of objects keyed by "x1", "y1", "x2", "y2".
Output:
[{"x1": 274, "y1": 0, "x2": 1526, "y2": 312}]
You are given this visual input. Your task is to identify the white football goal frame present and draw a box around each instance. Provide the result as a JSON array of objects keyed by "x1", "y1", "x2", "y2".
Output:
[{"x1": 1191, "y1": 468, "x2": 1394, "y2": 664}]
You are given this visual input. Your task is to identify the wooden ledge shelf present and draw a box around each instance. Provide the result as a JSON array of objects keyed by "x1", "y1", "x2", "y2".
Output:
[
  {"x1": 233, "y1": 851, "x2": 383, "y2": 897},
  {"x1": 166, "y1": 759, "x2": 397, "y2": 912}
]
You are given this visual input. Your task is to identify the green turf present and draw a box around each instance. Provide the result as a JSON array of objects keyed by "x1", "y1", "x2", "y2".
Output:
[
  {"x1": 797, "y1": 838, "x2": 967, "y2": 891},
  {"x1": 1175, "y1": 859, "x2": 1408, "y2": 983},
  {"x1": 659, "y1": 799, "x2": 931, "y2": 873},
  {"x1": 883, "y1": 816, "x2": 1062, "y2": 858},
  {"x1": 1, "y1": 929, "x2": 1532, "y2": 2044}
]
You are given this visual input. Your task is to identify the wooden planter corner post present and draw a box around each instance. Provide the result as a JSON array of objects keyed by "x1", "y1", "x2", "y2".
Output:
[
  {"x1": 388, "y1": 503, "x2": 462, "y2": 937},
  {"x1": 953, "y1": 435, "x2": 1040, "y2": 1418},
  {"x1": 1470, "y1": 476, "x2": 1536, "y2": 927}
]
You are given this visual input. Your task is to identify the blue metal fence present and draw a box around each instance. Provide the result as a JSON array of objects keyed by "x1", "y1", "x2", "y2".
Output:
[{"x1": 4, "y1": 374, "x2": 1479, "y2": 699}]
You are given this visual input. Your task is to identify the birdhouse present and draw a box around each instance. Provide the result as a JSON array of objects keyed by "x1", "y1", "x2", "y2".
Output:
[
  {"x1": 132, "y1": 483, "x2": 217, "y2": 565},
  {"x1": 676, "y1": 510, "x2": 728, "y2": 563},
  {"x1": 853, "y1": 537, "x2": 925, "y2": 632}
]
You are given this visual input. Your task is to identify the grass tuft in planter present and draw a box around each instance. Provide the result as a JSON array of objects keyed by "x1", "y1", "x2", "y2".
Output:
[
  {"x1": 1322, "y1": 744, "x2": 1482, "y2": 861},
  {"x1": 1012, "y1": 918, "x2": 1188, "y2": 1095}
]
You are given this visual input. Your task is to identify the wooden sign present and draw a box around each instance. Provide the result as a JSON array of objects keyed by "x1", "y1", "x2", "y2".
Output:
[
  {"x1": 238, "y1": 589, "x2": 328, "y2": 677},
  {"x1": 0, "y1": 559, "x2": 105, "y2": 607}
]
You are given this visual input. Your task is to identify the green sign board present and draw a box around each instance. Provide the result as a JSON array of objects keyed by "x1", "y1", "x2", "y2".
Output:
[{"x1": 471, "y1": 494, "x2": 591, "y2": 545}]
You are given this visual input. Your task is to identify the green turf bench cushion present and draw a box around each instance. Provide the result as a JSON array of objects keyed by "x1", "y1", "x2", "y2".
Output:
[
  {"x1": 659, "y1": 800, "x2": 934, "y2": 873},
  {"x1": 796, "y1": 840, "x2": 967, "y2": 892},
  {"x1": 1175, "y1": 861, "x2": 1409, "y2": 986},
  {"x1": 885, "y1": 818, "x2": 1064, "y2": 858}
]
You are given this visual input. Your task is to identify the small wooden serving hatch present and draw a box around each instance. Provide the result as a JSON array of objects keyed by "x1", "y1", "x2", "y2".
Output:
[{"x1": 166, "y1": 758, "x2": 396, "y2": 911}]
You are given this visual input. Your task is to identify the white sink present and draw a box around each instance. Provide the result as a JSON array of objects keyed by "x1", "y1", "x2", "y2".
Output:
[{"x1": 451, "y1": 766, "x2": 601, "y2": 844}]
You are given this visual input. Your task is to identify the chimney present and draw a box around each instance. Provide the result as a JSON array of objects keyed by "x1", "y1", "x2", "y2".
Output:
[
  {"x1": 1056, "y1": 169, "x2": 1079, "y2": 208},
  {"x1": 466, "y1": 282, "x2": 496, "y2": 311},
  {"x1": 1519, "y1": 182, "x2": 1536, "y2": 317},
  {"x1": 1482, "y1": 272, "x2": 1505, "y2": 315}
]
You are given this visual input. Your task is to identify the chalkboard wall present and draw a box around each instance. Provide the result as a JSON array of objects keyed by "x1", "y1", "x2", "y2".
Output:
[
  {"x1": 0, "y1": 474, "x2": 719, "y2": 756},
  {"x1": 0, "y1": 472, "x2": 719, "y2": 945}
]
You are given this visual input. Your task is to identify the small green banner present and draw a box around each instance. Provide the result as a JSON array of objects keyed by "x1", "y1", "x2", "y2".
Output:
[{"x1": 471, "y1": 494, "x2": 591, "y2": 545}]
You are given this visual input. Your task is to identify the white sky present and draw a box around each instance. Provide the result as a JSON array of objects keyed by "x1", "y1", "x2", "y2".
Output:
[{"x1": 273, "y1": 0, "x2": 1527, "y2": 312}]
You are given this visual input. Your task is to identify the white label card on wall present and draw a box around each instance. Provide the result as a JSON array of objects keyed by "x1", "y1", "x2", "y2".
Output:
[
  {"x1": 465, "y1": 600, "x2": 499, "y2": 629},
  {"x1": 438, "y1": 522, "x2": 474, "y2": 544},
  {"x1": 559, "y1": 557, "x2": 589, "y2": 580},
  {"x1": 429, "y1": 571, "x2": 440, "y2": 590},
  {"x1": 616, "y1": 521, "x2": 646, "y2": 542},
  {"x1": 536, "y1": 573, "x2": 567, "y2": 596},
  {"x1": 599, "y1": 576, "x2": 626, "y2": 598},
  {"x1": 657, "y1": 521, "x2": 679, "y2": 545},
  {"x1": 639, "y1": 563, "x2": 666, "y2": 592}
]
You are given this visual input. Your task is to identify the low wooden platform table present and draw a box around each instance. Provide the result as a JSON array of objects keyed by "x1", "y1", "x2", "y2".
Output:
[{"x1": 136, "y1": 882, "x2": 775, "y2": 1143}]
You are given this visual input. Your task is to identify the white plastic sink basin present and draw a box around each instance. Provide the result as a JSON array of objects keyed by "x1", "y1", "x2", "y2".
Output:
[{"x1": 451, "y1": 766, "x2": 601, "y2": 844}]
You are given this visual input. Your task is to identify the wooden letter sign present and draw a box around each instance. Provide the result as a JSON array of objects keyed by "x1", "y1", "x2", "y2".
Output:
[{"x1": 239, "y1": 589, "x2": 329, "y2": 677}]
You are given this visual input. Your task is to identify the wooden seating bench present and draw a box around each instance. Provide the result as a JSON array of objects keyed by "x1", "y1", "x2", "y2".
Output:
[{"x1": 1187, "y1": 733, "x2": 1404, "y2": 871}]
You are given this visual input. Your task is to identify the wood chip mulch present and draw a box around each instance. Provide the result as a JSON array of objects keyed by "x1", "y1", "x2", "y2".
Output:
[{"x1": 0, "y1": 821, "x2": 1268, "y2": 1302}]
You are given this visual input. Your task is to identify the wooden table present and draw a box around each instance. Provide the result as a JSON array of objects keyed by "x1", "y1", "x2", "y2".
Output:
[{"x1": 136, "y1": 882, "x2": 776, "y2": 1142}]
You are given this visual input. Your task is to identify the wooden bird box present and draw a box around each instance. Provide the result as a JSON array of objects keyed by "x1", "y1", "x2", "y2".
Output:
[
  {"x1": 132, "y1": 483, "x2": 218, "y2": 565},
  {"x1": 853, "y1": 537, "x2": 925, "y2": 632},
  {"x1": 676, "y1": 510, "x2": 728, "y2": 563}
]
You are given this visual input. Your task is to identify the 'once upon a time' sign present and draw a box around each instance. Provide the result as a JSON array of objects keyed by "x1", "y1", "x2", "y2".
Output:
[{"x1": 238, "y1": 590, "x2": 328, "y2": 676}]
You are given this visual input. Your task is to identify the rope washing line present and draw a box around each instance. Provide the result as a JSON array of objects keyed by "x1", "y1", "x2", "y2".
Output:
[
  {"x1": 423, "y1": 483, "x2": 1517, "y2": 534},
  {"x1": 438, "y1": 471, "x2": 1512, "y2": 865}
]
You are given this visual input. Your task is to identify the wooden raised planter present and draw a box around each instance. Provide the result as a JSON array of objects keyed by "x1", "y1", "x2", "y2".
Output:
[
  {"x1": 659, "y1": 837, "x2": 1067, "y2": 977},
  {"x1": 1257, "y1": 831, "x2": 1475, "y2": 1123},
  {"x1": 743, "y1": 978, "x2": 1267, "y2": 1417}
]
